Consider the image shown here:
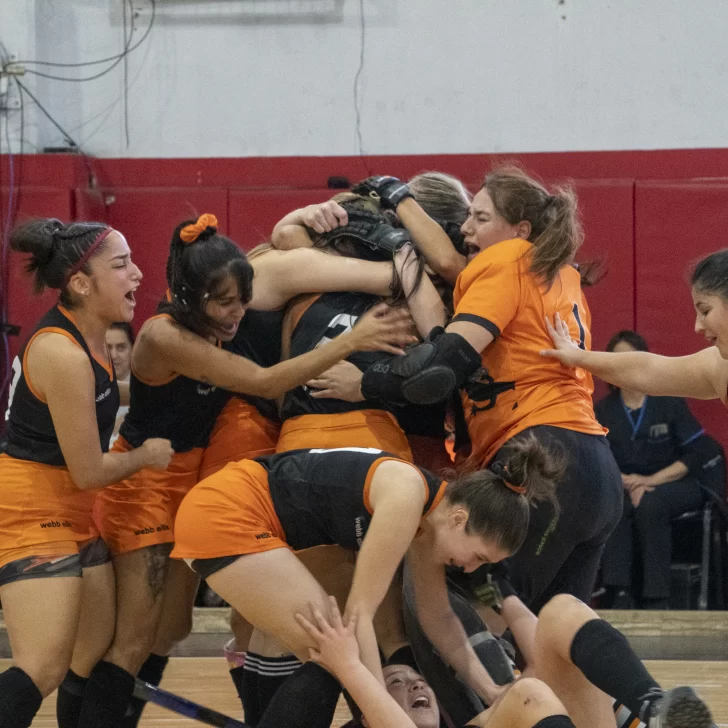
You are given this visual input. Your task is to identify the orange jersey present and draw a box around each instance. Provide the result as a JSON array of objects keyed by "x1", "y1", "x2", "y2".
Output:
[{"x1": 453, "y1": 238, "x2": 605, "y2": 465}]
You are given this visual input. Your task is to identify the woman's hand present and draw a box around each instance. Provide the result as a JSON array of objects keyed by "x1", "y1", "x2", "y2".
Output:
[
  {"x1": 139, "y1": 438, "x2": 174, "y2": 471},
  {"x1": 540, "y1": 313, "x2": 585, "y2": 367},
  {"x1": 307, "y1": 360, "x2": 366, "y2": 401},
  {"x1": 300, "y1": 201, "x2": 348, "y2": 234},
  {"x1": 295, "y1": 597, "x2": 361, "y2": 676},
  {"x1": 348, "y1": 303, "x2": 417, "y2": 355},
  {"x1": 622, "y1": 473, "x2": 656, "y2": 507}
]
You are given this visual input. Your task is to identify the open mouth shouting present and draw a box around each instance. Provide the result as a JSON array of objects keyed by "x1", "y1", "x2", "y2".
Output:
[{"x1": 410, "y1": 695, "x2": 431, "y2": 710}]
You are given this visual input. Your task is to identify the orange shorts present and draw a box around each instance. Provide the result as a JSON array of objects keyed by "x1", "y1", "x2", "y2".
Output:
[
  {"x1": 93, "y1": 436, "x2": 204, "y2": 555},
  {"x1": 276, "y1": 410, "x2": 413, "y2": 462},
  {"x1": 199, "y1": 397, "x2": 280, "y2": 480},
  {"x1": 171, "y1": 459, "x2": 288, "y2": 562},
  {"x1": 0, "y1": 454, "x2": 97, "y2": 569}
]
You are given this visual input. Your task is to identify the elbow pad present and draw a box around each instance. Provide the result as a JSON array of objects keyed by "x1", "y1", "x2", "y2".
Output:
[{"x1": 361, "y1": 327, "x2": 483, "y2": 406}]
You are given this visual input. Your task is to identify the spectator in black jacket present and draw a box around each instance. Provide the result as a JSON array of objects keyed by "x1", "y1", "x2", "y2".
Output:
[{"x1": 594, "y1": 331, "x2": 706, "y2": 609}]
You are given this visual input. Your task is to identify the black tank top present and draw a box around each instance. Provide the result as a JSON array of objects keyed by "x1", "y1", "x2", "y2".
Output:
[
  {"x1": 2, "y1": 306, "x2": 119, "y2": 467},
  {"x1": 230, "y1": 309, "x2": 283, "y2": 422},
  {"x1": 119, "y1": 314, "x2": 232, "y2": 452},
  {"x1": 258, "y1": 447, "x2": 445, "y2": 551},
  {"x1": 280, "y1": 292, "x2": 396, "y2": 420}
]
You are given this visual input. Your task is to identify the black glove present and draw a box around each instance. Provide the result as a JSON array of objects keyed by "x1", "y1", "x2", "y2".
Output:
[
  {"x1": 352, "y1": 176, "x2": 413, "y2": 210},
  {"x1": 470, "y1": 563, "x2": 517, "y2": 614},
  {"x1": 325, "y1": 209, "x2": 411, "y2": 256}
]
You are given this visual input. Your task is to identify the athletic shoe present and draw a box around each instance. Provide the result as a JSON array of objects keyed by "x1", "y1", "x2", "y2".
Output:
[{"x1": 639, "y1": 686, "x2": 715, "y2": 728}]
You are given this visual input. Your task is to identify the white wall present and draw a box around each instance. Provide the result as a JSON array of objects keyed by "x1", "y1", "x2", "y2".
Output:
[{"x1": 2, "y1": 0, "x2": 728, "y2": 158}]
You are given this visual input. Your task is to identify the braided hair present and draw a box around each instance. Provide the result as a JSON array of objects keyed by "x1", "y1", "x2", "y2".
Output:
[
  {"x1": 163, "y1": 214, "x2": 254, "y2": 337},
  {"x1": 10, "y1": 218, "x2": 111, "y2": 307}
]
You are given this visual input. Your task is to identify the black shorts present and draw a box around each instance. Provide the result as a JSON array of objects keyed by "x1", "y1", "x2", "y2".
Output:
[
  {"x1": 497, "y1": 426, "x2": 622, "y2": 613},
  {"x1": 0, "y1": 538, "x2": 111, "y2": 588}
]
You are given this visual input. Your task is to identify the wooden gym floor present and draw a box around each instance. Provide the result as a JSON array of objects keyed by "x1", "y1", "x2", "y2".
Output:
[
  {"x1": 8, "y1": 657, "x2": 726, "y2": 727},
  {"x1": 2, "y1": 609, "x2": 726, "y2": 726}
]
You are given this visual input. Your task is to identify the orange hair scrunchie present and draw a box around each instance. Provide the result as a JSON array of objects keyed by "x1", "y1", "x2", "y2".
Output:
[{"x1": 180, "y1": 213, "x2": 218, "y2": 244}]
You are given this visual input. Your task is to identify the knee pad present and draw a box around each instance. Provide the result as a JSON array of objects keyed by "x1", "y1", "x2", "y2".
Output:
[{"x1": 362, "y1": 327, "x2": 483, "y2": 406}]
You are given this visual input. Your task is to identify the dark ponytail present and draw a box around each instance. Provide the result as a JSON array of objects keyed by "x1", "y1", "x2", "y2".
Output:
[
  {"x1": 164, "y1": 214, "x2": 254, "y2": 337},
  {"x1": 445, "y1": 433, "x2": 565, "y2": 554},
  {"x1": 10, "y1": 218, "x2": 110, "y2": 306}
]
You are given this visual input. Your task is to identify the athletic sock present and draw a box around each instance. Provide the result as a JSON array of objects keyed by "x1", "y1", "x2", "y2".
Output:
[
  {"x1": 251, "y1": 654, "x2": 302, "y2": 717},
  {"x1": 257, "y1": 662, "x2": 342, "y2": 728},
  {"x1": 0, "y1": 666, "x2": 44, "y2": 728},
  {"x1": 77, "y1": 660, "x2": 135, "y2": 728},
  {"x1": 570, "y1": 619, "x2": 658, "y2": 715},
  {"x1": 241, "y1": 662, "x2": 261, "y2": 725},
  {"x1": 56, "y1": 669, "x2": 88, "y2": 728},
  {"x1": 230, "y1": 665, "x2": 246, "y2": 710},
  {"x1": 121, "y1": 653, "x2": 169, "y2": 728}
]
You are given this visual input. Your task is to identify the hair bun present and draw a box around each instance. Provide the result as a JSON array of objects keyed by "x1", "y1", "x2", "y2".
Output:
[
  {"x1": 10, "y1": 218, "x2": 64, "y2": 268},
  {"x1": 179, "y1": 213, "x2": 218, "y2": 244}
]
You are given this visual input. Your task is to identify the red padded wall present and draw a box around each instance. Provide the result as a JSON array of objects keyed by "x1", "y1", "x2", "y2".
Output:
[
  {"x1": 3, "y1": 152, "x2": 728, "y2": 451},
  {"x1": 636, "y1": 180, "x2": 728, "y2": 448},
  {"x1": 228, "y1": 189, "x2": 332, "y2": 249}
]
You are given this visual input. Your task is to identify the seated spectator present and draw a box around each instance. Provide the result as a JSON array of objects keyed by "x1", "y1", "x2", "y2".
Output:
[
  {"x1": 595, "y1": 330, "x2": 707, "y2": 609},
  {"x1": 105, "y1": 321, "x2": 134, "y2": 444}
]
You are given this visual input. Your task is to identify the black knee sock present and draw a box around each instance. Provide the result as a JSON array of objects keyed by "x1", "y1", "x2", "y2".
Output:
[
  {"x1": 257, "y1": 662, "x2": 342, "y2": 728},
  {"x1": 253, "y1": 654, "x2": 302, "y2": 717},
  {"x1": 0, "y1": 666, "x2": 43, "y2": 728},
  {"x1": 230, "y1": 665, "x2": 246, "y2": 708},
  {"x1": 56, "y1": 670, "x2": 88, "y2": 728},
  {"x1": 570, "y1": 619, "x2": 658, "y2": 715},
  {"x1": 121, "y1": 653, "x2": 169, "y2": 728},
  {"x1": 240, "y1": 664, "x2": 261, "y2": 725},
  {"x1": 77, "y1": 660, "x2": 135, "y2": 728}
]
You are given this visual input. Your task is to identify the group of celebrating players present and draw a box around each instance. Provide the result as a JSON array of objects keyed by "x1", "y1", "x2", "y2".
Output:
[{"x1": 0, "y1": 166, "x2": 722, "y2": 728}]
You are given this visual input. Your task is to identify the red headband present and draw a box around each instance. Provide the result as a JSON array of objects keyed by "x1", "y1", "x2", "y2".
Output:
[{"x1": 63, "y1": 227, "x2": 113, "y2": 287}]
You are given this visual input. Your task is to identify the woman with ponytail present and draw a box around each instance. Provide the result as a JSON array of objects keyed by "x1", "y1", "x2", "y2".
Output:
[
  {"x1": 74, "y1": 214, "x2": 414, "y2": 727},
  {"x1": 312, "y1": 167, "x2": 622, "y2": 614},
  {"x1": 0, "y1": 219, "x2": 173, "y2": 728},
  {"x1": 171, "y1": 434, "x2": 564, "y2": 728}
]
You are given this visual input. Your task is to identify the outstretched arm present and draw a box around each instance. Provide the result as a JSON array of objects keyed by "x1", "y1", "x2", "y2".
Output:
[
  {"x1": 344, "y1": 461, "x2": 427, "y2": 683},
  {"x1": 296, "y1": 600, "x2": 418, "y2": 728},
  {"x1": 250, "y1": 247, "x2": 397, "y2": 310},
  {"x1": 136, "y1": 306, "x2": 414, "y2": 401},
  {"x1": 541, "y1": 313, "x2": 728, "y2": 401},
  {"x1": 397, "y1": 197, "x2": 466, "y2": 285},
  {"x1": 407, "y1": 541, "x2": 505, "y2": 705},
  {"x1": 395, "y1": 243, "x2": 448, "y2": 337}
]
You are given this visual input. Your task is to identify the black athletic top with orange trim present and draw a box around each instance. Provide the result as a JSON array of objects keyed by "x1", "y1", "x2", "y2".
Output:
[
  {"x1": 230, "y1": 309, "x2": 283, "y2": 422},
  {"x1": 280, "y1": 292, "x2": 396, "y2": 420},
  {"x1": 119, "y1": 313, "x2": 233, "y2": 452},
  {"x1": 258, "y1": 447, "x2": 446, "y2": 551},
  {"x1": 1, "y1": 305, "x2": 119, "y2": 466}
]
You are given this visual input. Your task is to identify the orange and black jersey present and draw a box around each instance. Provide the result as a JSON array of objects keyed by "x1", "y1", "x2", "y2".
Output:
[
  {"x1": 453, "y1": 239, "x2": 605, "y2": 465},
  {"x1": 230, "y1": 309, "x2": 283, "y2": 422},
  {"x1": 2, "y1": 305, "x2": 119, "y2": 466},
  {"x1": 257, "y1": 447, "x2": 445, "y2": 551},
  {"x1": 280, "y1": 292, "x2": 396, "y2": 420},
  {"x1": 120, "y1": 312, "x2": 232, "y2": 453}
]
